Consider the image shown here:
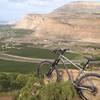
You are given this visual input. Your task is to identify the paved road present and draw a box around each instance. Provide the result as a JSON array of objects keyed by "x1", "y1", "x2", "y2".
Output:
[{"x1": 0, "y1": 53, "x2": 100, "y2": 64}]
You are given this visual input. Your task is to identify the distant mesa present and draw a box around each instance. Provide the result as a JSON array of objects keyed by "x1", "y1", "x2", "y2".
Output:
[{"x1": 13, "y1": 1, "x2": 100, "y2": 43}]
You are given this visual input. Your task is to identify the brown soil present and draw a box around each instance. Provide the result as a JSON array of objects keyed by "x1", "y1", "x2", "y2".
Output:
[{"x1": 0, "y1": 96, "x2": 12, "y2": 100}]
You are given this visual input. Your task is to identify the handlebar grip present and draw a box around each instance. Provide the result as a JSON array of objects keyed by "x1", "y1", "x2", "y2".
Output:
[{"x1": 51, "y1": 48, "x2": 70, "y2": 55}]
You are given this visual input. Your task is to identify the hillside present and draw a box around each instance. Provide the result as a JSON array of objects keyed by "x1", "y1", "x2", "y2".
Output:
[
  {"x1": 13, "y1": 1, "x2": 100, "y2": 43},
  {"x1": 50, "y1": 1, "x2": 100, "y2": 18}
]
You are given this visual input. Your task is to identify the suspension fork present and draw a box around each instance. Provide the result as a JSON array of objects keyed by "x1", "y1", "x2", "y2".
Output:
[{"x1": 47, "y1": 59, "x2": 60, "y2": 76}]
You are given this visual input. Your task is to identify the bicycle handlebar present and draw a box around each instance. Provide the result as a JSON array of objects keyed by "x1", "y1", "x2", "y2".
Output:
[{"x1": 52, "y1": 48, "x2": 70, "y2": 55}]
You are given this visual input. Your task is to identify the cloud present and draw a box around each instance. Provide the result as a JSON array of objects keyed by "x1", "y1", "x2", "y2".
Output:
[
  {"x1": 9, "y1": 0, "x2": 63, "y2": 7},
  {"x1": 9, "y1": 0, "x2": 61, "y2": 2},
  {"x1": 0, "y1": 0, "x2": 68, "y2": 22}
]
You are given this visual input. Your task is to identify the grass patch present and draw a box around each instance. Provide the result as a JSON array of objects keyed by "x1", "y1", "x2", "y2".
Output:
[
  {"x1": 64, "y1": 52, "x2": 81, "y2": 60},
  {"x1": 0, "y1": 59, "x2": 75, "y2": 74},
  {"x1": 95, "y1": 56, "x2": 100, "y2": 61},
  {"x1": 6, "y1": 47, "x2": 56, "y2": 59},
  {"x1": 0, "y1": 60, "x2": 37, "y2": 74}
]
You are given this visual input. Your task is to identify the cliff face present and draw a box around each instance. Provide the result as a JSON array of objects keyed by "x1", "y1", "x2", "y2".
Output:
[
  {"x1": 14, "y1": 14, "x2": 45, "y2": 29},
  {"x1": 14, "y1": 1, "x2": 100, "y2": 43}
]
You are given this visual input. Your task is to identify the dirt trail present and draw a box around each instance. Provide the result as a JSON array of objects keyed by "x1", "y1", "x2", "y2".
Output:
[
  {"x1": 0, "y1": 53, "x2": 52, "y2": 63},
  {"x1": 0, "y1": 96, "x2": 12, "y2": 100}
]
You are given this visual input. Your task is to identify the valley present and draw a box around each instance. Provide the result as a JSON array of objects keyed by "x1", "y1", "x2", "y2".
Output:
[
  {"x1": 0, "y1": 1, "x2": 100, "y2": 100},
  {"x1": 0, "y1": 24, "x2": 100, "y2": 74}
]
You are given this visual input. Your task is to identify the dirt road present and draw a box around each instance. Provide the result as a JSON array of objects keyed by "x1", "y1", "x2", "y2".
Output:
[{"x1": 0, "y1": 53, "x2": 100, "y2": 64}]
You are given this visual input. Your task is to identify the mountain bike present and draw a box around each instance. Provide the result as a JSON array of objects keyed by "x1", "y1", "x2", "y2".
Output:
[{"x1": 37, "y1": 48, "x2": 100, "y2": 100}]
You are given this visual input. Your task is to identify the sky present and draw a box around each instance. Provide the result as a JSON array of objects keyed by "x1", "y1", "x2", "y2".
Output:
[{"x1": 0, "y1": 0, "x2": 100, "y2": 23}]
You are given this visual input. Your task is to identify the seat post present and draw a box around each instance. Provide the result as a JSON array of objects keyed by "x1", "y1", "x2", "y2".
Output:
[{"x1": 83, "y1": 60, "x2": 90, "y2": 70}]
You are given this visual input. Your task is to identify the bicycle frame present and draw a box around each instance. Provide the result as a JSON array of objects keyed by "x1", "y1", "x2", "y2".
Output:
[
  {"x1": 49, "y1": 53, "x2": 87, "y2": 83},
  {"x1": 57, "y1": 54, "x2": 98, "y2": 91}
]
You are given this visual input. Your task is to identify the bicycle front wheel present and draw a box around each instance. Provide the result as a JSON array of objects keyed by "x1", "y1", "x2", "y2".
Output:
[
  {"x1": 77, "y1": 73, "x2": 100, "y2": 100},
  {"x1": 37, "y1": 61, "x2": 59, "y2": 82}
]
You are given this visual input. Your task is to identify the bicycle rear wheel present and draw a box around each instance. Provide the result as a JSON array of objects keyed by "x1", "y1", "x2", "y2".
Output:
[
  {"x1": 77, "y1": 73, "x2": 100, "y2": 100},
  {"x1": 37, "y1": 61, "x2": 59, "y2": 82}
]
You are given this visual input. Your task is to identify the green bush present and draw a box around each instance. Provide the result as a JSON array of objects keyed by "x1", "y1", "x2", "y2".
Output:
[
  {"x1": 0, "y1": 73, "x2": 79, "y2": 100},
  {"x1": 16, "y1": 75, "x2": 37, "y2": 100},
  {"x1": 0, "y1": 73, "x2": 17, "y2": 91},
  {"x1": 14, "y1": 78, "x2": 78, "y2": 100},
  {"x1": 0, "y1": 73, "x2": 29, "y2": 92},
  {"x1": 35, "y1": 81, "x2": 78, "y2": 100},
  {"x1": 11, "y1": 74, "x2": 28, "y2": 90}
]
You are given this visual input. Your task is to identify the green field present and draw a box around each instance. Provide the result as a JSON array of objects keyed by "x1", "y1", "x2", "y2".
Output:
[
  {"x1": 0, "y1": 60, "x2": 37, "y2": 74},
  {"x1": 0, "y1": 59, "x2": 77, "y2": 74},
  {"x1": 6, "y1": 46, "x2": 56, "y2": 59},
  {"x1": 5, "y1": 43, "x2": 82, "y2": 60}
]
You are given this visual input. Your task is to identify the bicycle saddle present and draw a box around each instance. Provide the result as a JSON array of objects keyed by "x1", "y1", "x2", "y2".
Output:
[{"x1": 84, "y1": 56, "x2": 96, "y2": 61}]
